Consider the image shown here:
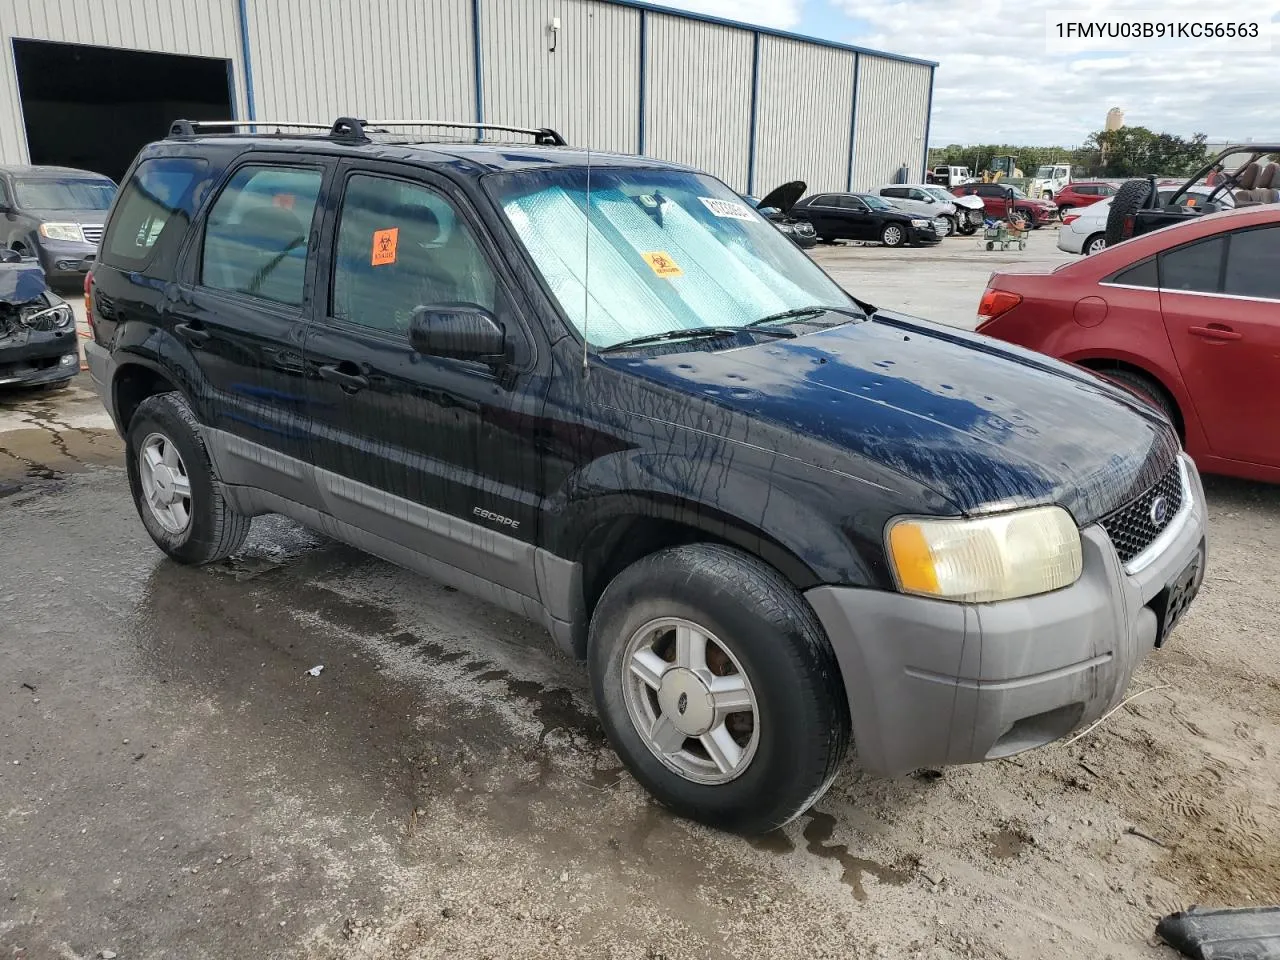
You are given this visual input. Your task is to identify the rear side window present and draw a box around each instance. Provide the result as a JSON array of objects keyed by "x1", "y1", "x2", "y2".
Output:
[
  {"x1": 1224, "y1": 226, "x2": 1280, "y2": 300},
  {"x1": 101, "y1": 156, "x2": 210, "y2": 269},
  {"x1": 1159, "y1": 236, "x2": 1225, "y2": 293},
  {"x1": 201, "y1": 165, "x2": 322, "y2": 307},
  {"x1": 1112, "y1": 258, "x2": 1157, "y2": 288}
]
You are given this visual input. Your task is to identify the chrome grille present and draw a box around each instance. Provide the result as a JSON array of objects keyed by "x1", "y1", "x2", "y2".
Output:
[
  {"x1": 80, "y1": 224, "x2": 104, "y2": 245},
  {"x1": 1099, "y1": 462, "x2": 1184, "y2": 565}
]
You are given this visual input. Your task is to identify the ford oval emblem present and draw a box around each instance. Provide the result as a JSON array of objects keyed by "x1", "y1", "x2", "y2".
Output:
[{"x1": 1150, "y1": 496, "x2": 1171, "y2": 528}]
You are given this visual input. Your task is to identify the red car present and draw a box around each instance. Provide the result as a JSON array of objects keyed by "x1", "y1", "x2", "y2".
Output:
[
  {"x1": 952, "y1": 182, "x2": 1058, "y2": 226},
  {"x1": 976, "y1": 205, "x2": 1280, "y2": 483},
  {"x1": 1054, "y1": 180, "x2": 1117, "y2": 212}
]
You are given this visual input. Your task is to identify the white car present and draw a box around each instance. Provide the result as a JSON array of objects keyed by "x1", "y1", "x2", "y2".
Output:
[{"x1": 1056, "y1": 185, "x2": 1233, "y2": 255}]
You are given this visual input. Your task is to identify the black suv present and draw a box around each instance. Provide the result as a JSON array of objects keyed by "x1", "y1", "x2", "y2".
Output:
[{"x1": 85, "y1": 119, "x2": 1206, "y2": 834}]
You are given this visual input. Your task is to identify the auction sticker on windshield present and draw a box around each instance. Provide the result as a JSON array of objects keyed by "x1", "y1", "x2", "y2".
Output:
[
  {"x1": 641, "y1": 251, "x2": 684, "y2": 278},
  {"x1": 699, "y1": 197, "x2": 755, "y2": 221}
]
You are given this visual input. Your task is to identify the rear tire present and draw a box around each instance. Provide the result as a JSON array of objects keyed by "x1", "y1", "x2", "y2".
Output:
[
  {"x1": 1083, "y1": 233, "x2": 1107, "y2": 256},
  {"x1": 1105, "y1": 179, "x2": 1153, "y2": 247},
  {"x1": 588, "y1": 544, "x2": 850, "y2": 835},
  {"x1": 1098, "y1": 368, "x2": 1179, "y2": 428},
  {"x1": 125, "y1": 392, "x2": 251, "y2": 565}
]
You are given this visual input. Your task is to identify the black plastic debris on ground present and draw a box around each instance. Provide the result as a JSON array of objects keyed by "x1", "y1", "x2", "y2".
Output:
[{"x1": 1158, "y1": 906, "x2": 1280, "y2": 959}]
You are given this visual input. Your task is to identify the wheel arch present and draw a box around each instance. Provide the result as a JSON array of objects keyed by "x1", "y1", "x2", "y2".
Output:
[
  {"x1": 1071, "y1": 353, "x2": 1188, "y2": 440},
  {"x1": 110, "y1": 357, "x2": 185, "y2": 434}
]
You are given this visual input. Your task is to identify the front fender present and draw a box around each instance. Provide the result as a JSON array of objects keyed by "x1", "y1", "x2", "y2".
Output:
[{"x1": 543, "y1": 442, "x2": 885, "y2": 591}]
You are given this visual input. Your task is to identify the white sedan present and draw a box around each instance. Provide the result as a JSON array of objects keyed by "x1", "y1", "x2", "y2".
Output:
[{"x1": 1057, "y1": 185, "x2": 1234, "y2": 256}]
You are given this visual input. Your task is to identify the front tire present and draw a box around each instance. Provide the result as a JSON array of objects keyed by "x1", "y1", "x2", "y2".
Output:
[
  {"x1": 588, "y1": 544, "x2": 850, "y2": 835},
  {"x1": 881, "y1": 223, "x2": 906, "y2": 247},
  {"x1": 125, "y1": 392, "x2": 251, "y2": 565}
]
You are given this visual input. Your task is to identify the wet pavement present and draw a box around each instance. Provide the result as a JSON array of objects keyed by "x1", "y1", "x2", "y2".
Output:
[{"x1": 4, "y1": 321, "x2": 1280, "y2": 958}]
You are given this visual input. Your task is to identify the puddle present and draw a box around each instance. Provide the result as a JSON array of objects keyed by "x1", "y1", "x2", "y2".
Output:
[
  {"x1": 802, "y1": 811, "x2": 913, "y2": 901},
  {"x1": 988, "y1": 825, "x2": 1034, "y2": 860},
  {"x1": 749, "y1": 830, "x2": 796, "y2": 855}
]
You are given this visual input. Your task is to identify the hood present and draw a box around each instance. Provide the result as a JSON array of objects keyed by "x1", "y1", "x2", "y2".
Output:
[
  {"x1": 22, "y1": 208, "x2": 108, "y2": 225},
  {"x1": 0, "y1": 260, "x2": 49, "y2": 303},
  {"x1": 609, "y1": 314, "x2": 1178, "y2": 523},
  {"x1": 950, "y1": 194, "x2": 984, "y2": 210},
  {"x1": 756, "y1": 181, "x2": 806, "y2": 214}
]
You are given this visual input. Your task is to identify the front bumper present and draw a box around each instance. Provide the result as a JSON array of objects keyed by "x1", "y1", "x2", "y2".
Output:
[
  {"x1": 0, "y1": 329, "x2": 80, "y2": 386},
  {"x1": 806, "y1": 454, "x2": 1207, "y2": 776},
  {"x1": 36, "y1": 238, "x2": 96, "y2": 280}
]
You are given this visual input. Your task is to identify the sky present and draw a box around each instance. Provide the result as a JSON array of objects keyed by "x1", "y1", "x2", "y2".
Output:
[{"x1": 652, "y1": 0, "x2": 1279, "y2": 147}]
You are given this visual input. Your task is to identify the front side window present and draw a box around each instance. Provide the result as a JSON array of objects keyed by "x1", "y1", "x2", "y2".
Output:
[
  {"x1": 489, "y1": 167, "x2": 850, "y2": 349},
  {"x1": 1159, "y1": 236, "x2": 1225, "y2": 294},
  {"x1": 102, "y1": 156, "x2": 210, "y2": 269},
  {"x1": 331, "y1": 174, "x2": 495, "y2": 334},
  {"x1": 1224, "y1": 226, "x2": 1280, "y2": 300},
  {"x1": 14, "y1": 177, "x2": 116, "y2": 211},
  {"x1": 201, "y1": 165, "x2": 322, "y2": 307}
]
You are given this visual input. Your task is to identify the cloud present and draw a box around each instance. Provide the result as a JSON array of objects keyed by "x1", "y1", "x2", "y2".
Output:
[
  {"x1": 831, "y1": 0, "x2": 1280, "y2": 144},
  {"x1": 647, "y1": 0, "x2": 1279, "y2": 146},
  {"x1": 643, "y1": 0, "x2": 804, "y2": 30}
]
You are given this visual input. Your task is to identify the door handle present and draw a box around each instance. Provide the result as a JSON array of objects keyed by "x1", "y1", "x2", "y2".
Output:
[
  {"x1": 317, "y1": 363, "x2": 369, "y2": 392},
  {"x1": 174, "y1": 322, "x2": 210, "y2": 346},
  {"x1": 1188, "y1": 324, "x2": 1242, "y2": 342}
]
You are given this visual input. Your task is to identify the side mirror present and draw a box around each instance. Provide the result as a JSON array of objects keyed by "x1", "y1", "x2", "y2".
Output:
[
  {"x1": 409, "y1": 303, "x2": 507, "y2": 364},
  {"x1": 0, "y1": 248, "x2": 20, "y2": 264}
]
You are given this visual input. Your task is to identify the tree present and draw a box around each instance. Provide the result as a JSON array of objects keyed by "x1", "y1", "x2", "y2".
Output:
[{"x1": 1083, "y1": 127, "x2": 1208, "y2": 177}]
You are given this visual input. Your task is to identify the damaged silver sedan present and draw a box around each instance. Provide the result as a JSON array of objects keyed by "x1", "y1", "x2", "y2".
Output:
[{"x1": 0, "y1": 251, "x2": 79, "y2": 389}]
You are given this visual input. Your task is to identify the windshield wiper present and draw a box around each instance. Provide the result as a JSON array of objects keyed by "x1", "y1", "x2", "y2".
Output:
[
  {"x1": 598, "y1": 326, "x2": 741, "y2": 354},
  {"x1": 599, "y1": 323, "x2": 797, "y2": 354},
  {"x1": 747, "y1": 304, "x2": 868, "y2": 328}
]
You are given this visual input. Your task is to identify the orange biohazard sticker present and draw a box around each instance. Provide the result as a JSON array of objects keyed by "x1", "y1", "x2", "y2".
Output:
[
  {"x1": 371, "y1": 227, "x2": 399, "y2": 266},
  {"x1": 641, "y1": 251, "x2": 683, "y2": 278}
]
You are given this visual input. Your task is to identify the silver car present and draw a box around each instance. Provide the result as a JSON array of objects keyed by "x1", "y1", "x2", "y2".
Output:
[{"x1": 878, "y1": 183, "x2": 961, "y2": 235}]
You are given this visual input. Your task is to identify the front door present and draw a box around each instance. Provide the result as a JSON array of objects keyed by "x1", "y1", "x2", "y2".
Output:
[
  {"x1": 165, "y1": 157, "x2": 329, "y2": 504},
  {"x1": 1160, "y1": 225, "x2": 1280, "y2": 466},
  {"x1": 838, "y1": 196, "x2": 877, "y2": 240},
  {"x1": 302, "y1": 162, "x2": 551, "y2": 597}
]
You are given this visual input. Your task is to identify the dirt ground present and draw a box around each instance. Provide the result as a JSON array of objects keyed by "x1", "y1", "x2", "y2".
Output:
[{"x1": 2, "y1": 241, "x2": 1278, "y2": 959}]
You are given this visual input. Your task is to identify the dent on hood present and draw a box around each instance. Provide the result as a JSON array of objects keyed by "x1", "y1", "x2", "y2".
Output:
[{"x1": 612, "y1": 315, "x2": 1179, "y2": 525}]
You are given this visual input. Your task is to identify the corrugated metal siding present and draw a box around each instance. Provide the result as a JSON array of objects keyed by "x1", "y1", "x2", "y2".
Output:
[
  {"x1": 479, "y1": 0, "x2": 639, "y2": 152},
  {"x1": 0, "y1": 0, "x2": 246, "y2": 165},
  {"x1": 851, "y1": 56, "x2": 932, "y2": 191},
  {"x1": 643, "y1": 14, "x2": 753, "y2": 191},
  {"x1": 244, "y1": 0, "x2": 474, "y2": 129},
  {"x1": 754, "y1": 35, "x2": 854, "y2": 195}
]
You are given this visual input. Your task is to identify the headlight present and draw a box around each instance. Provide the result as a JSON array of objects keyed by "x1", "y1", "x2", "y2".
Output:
[
  {"x1": 775, "y1": 222, "x2": 795, "y2": 233},
  {"x1": 911, "y1": 218, "x2": 930, "y2": 227},
  {"x1": 886, "y1": 505, "x2": 1082, "y2": 603},
  {"x1": 39, "y1": 222, "x2": 85, "y2": 242}
]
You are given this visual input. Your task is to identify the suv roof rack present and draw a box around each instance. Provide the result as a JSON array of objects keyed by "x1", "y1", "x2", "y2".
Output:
[{"x1": 167, "y1": 117, "x2": 568, "y2": 147}]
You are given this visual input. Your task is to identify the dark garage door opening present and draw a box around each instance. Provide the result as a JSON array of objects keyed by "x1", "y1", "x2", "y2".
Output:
[{"x1": 13, "y1": 38, "x2": 233, "y2": 183}]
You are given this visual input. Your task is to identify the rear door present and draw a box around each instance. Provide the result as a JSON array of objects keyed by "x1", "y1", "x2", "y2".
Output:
[
  {"x1": 301, "y1": 161, "x2": 550, "y2": 596},
  {"x1": 1159, "y1": 224, "x2": 1280, "y2": 466},
  {"x1": 164, "y1": 156, "x2": 331, "y2": 503}
]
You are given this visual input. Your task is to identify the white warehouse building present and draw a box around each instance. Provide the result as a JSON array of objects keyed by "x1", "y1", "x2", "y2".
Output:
[{"x1": 0, "y1": 0, "x2": 935, "y2": 194}]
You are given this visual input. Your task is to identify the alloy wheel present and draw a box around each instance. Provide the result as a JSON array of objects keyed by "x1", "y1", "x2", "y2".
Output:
[
  {"x1": 138, "y1": 432, "x2": 192, "y2": 535},
  {"x1": 622, "y1": 617, "x2": 760, "y2": 784}
]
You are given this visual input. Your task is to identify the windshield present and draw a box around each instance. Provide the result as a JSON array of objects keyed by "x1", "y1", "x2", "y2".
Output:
[
  {"x1": 490, "y1": 167, "x2": 850, "y2": 349},
  {"x1": 14, "y1": 177, "x2": 116, "y2": 211},
  {"x1": 1006, "y1": 185, "x2": 1028, "y2": 199},
  {"x1": 1034, "y1": 166, "x2": 1056, "y2": 179},
  {"x1": 922, "y1": 187, "x2": 952, "y2": 203},
  {"x1": 859, "y1": 193, "x2": 894, "y2": 210}
]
